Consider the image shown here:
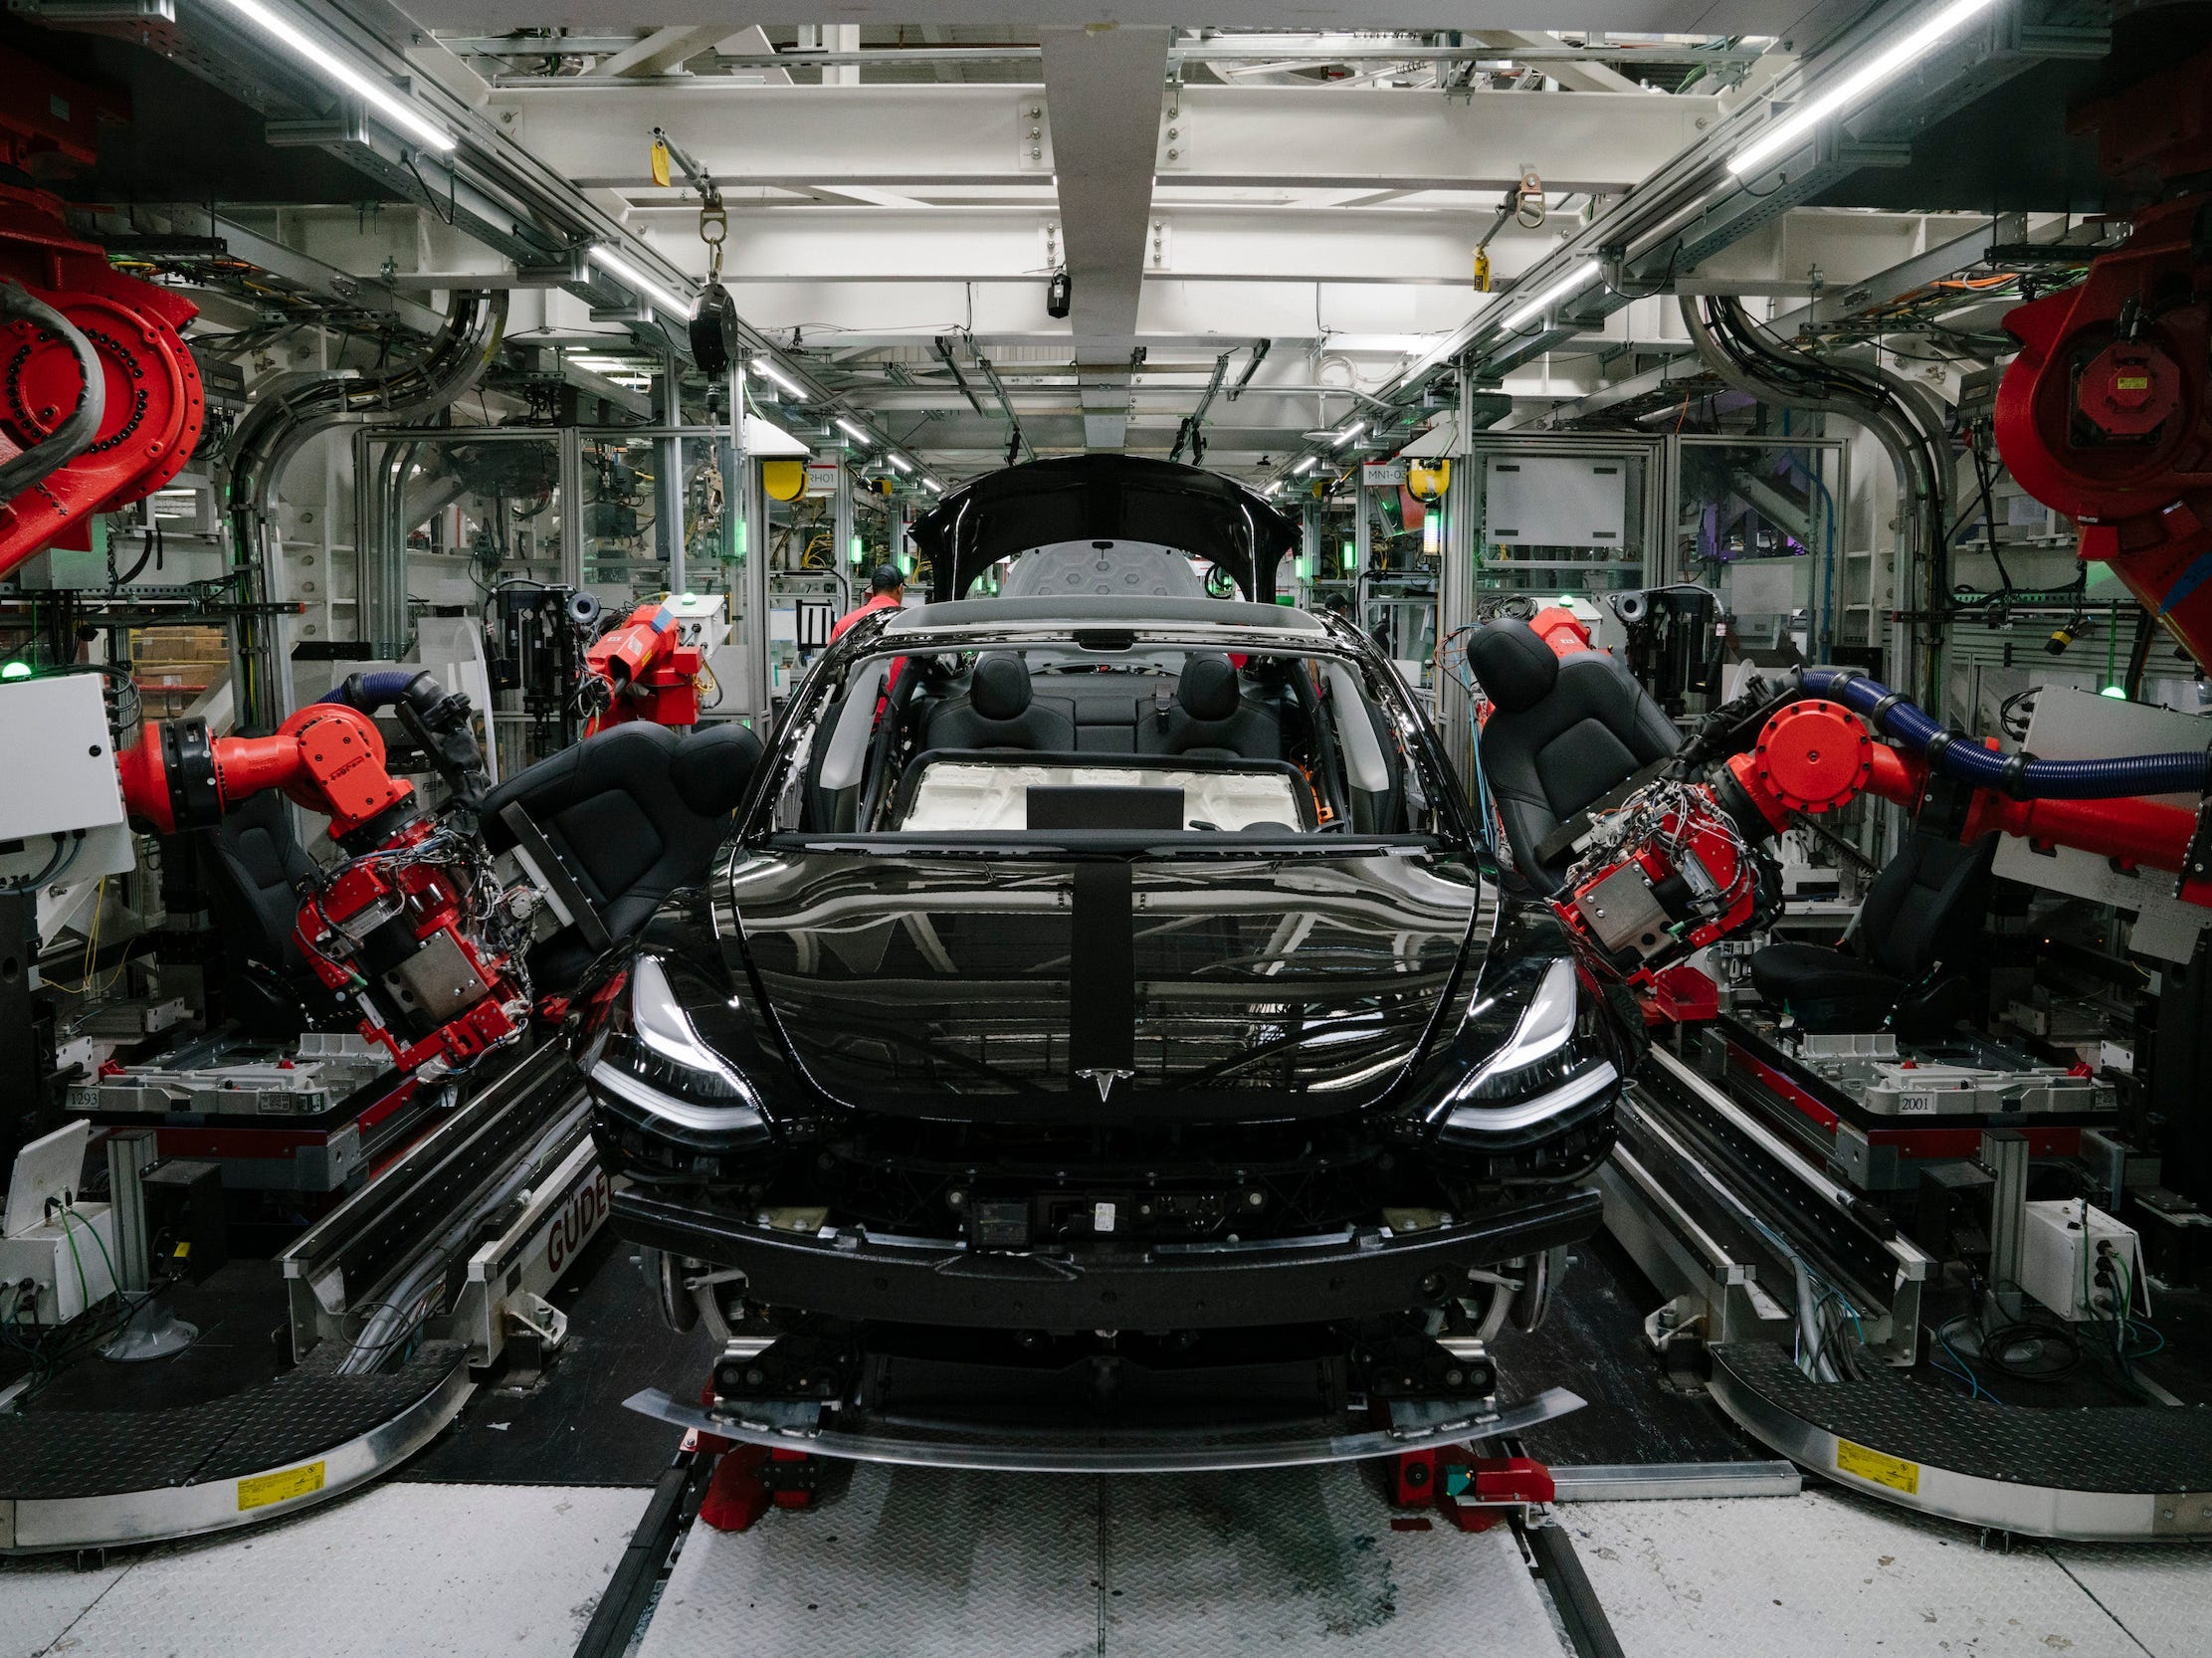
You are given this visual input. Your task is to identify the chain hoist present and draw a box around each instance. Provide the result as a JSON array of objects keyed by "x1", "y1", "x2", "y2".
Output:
[{"x1": 649, "y1": 127, "x2": 741, "y2": 399}]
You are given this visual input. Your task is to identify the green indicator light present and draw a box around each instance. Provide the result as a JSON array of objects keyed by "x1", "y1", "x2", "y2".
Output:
[
  {"x1": 850, "y1": 535, "x2": 867, "y2": 565},
  {"x1": 1340, "y1": 540, "x2": 1355, "y2": 572},
  {"x1": 2100, "y1": 685, "x2": 2128, "y2": 699},
  {"x1": 0, "y1": 662, "x2": 29, "y2": 681}
]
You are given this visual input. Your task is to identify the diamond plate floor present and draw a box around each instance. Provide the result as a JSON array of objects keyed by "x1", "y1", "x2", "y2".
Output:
[
  {"x1": 0, "y1": 1554, "x2": 129, "y2": 1658},
  {"x1": 636, "y1": 1464, "x2": 1570, "y2": 1658},
  {"x1": 2046, "y1": 1539, "x2": 2212, "y2": 1658},
  {"x1": 0, "y1": 1483, "x2": 648, "y2": 1658},
  {"x1": 1566, "y1": 1487, "x2": 2212, "y2": 1658}
]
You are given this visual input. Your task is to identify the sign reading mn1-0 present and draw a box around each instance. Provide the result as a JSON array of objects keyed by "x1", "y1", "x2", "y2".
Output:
[{"x1": 1360, "y1": 462, "x2": 1409, "y2": 489}]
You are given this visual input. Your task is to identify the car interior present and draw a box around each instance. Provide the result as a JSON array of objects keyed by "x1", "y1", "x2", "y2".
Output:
[{"x1": 783, "y1": 643, "x2": 1426, "y2": 838}]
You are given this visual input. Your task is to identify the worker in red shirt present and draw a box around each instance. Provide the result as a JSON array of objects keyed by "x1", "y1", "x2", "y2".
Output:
[
  {"x1": 831, "y1": 563, "x2": 905, "y2": 641},
  {"x1": 832, "y1": 562, "x2": 908, "y2": 697}
]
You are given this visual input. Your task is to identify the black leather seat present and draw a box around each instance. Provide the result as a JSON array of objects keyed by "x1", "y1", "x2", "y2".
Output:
[
  {"x1": 482, "y1": 722, "x2": 761, "y2": 992},
  {"x1": 1750, "y1": 833, "x2": 1995, "y2": 1038},
  {"x1": 1471, "y1": 620, "x2": 1680, "y2": 894},
  {"x1": 197, "y1": 791, "x2": 350, "y2": 1035},
  {"x1": 922, "y1": 653, "x2": 1076, "y2": 752},
  {"x1": 1139, "y1": 653, "x2": 1284, "y2": 761}
]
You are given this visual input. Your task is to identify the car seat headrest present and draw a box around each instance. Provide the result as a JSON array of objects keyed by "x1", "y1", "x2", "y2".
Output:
[
  {"x1": 1468, "y1": 620, "x2": 1560, "y2": 715},
  {"x1": 970, "y1": 652, "x2": 1033, "y2": 721},
  {"x1": 670, "y1": 723, "x2": 763, "y2": 817},
  {"x1": 1177, "y1": 653, "x2": 1243, "y2": 722}
]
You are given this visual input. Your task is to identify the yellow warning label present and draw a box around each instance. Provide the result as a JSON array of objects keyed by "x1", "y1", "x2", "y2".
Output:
[
  {"x1": 1835, "y1": 1438, "x2": 1918, "y2": 1494},
  {"x1": 237, "y1": 1460, "x2": 326, "y2": 1512},
  {"x1": 2116, "y1": 375, "x2": 2151, "y2": 391}
]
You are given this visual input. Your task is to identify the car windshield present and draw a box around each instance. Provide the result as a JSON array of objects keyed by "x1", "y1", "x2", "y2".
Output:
[{"x1": 751, "y1": 625, "x2": 1459, "y2": 844}]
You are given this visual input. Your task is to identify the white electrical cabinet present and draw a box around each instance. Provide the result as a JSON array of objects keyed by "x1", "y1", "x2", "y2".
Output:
[
  {"x1": 0, "y1": 1206, "x2": 118, "y2": 1324},
  {"x1": 2018, "y1": 1197, "x2": 2146, "y2": 1324},
  {"x1": 0, "y1": 673, "x2": 136, "y2": 890}
]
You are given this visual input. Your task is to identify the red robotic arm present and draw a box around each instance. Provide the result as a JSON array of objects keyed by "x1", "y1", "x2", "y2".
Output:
[
  {"x1": 1, "y1": 50, "x2": 205, "y2": 576},
  {"x1": 1549, "y1": 677, "x2": 2212, "y2": 1024},
  {"x1": 114, "y1": 684, "x2": 527, "y2": 1075},
  {"x1": 115, "y1": 701, "x2": 413, "y2": 842},
  {"x1": 1989, "y1": 47, "x2": 2212, "y2": 672},
  {"x1": 581, "y1": 600, "x2": 702, "y2": 733},
  {"x1": 1719, "y1": 700, "x2": 2211, "y2": 906}
]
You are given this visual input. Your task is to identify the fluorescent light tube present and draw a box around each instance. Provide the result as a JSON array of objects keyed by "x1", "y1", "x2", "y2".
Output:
[
  {"x1": 210, "y1": 0, "x2": 455, "y2": 152},
  {"x1": 587, "y1": 247, "x2": 690, "y2": 319},
  {"x1": 1500, "y1": 258, "x2": 1602, "y2": 332},
  {"x1": 835, "y1": 417, "x2": 873, "y2": 446},
  {"x1": 1333, "y1": 421, "x2": 1365, "y2": 448},
  {"x1": 1727, "y1": 0, "x2": 1998, "y2": 178},
  {"x1": 1293, "y1": 457, "x2": 1316, "y2": 476},
  {"x1": 922, "y1": 478, "x2": 943, "y2": 493},
  {"x1": 749, "y1": 355, "x2": 806, "y2": 397},
  {"x1": 887, "y1": 453, "x2": 913, "y2": 474}
]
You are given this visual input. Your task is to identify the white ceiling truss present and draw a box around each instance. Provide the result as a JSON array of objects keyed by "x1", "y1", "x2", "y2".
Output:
[{"x1": 94, "y1": 7, "x2": 2097, "y2": 485}]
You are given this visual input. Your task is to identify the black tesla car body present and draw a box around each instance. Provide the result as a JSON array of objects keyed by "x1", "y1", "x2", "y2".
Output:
[{"x1": 580, "y1": 457, "x2": 1630, "y2": 1432}]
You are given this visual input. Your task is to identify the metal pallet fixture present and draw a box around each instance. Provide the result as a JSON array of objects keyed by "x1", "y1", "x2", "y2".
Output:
[
  {"x1": 0, "y1": 1042, "x2": 604, "y2": 1555},
  {"x1": 1604, "y1": 1027, "x2": 2212, "y2": 1542}
]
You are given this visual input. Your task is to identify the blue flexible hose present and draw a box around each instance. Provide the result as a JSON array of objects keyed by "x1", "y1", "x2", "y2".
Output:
[
  {"x1": 1799, "y1": 668, "x2": 2212, "y2": 799},
  {"x1": 317, "y1": 669, "x2": 422, "y2": 711}
]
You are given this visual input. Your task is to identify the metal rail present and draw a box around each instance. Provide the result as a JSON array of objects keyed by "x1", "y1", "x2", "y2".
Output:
[
  {"x1": 624, "y1": 1384, "x2": 1587, "y2": 1473},
  {"x1": 280, "y1": 1040, "x2": 592, "y2": 1365}
]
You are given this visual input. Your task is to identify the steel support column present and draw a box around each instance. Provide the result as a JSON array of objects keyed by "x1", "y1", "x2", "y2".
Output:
[
  {"x1": 833, "y1": 458, "x2": 856, "y2": 578},
  {"x1": 654, "y1": 351, "x2": 687, "y2": 592},
  {"x1": 1438, "y1": 368, "x2": 1481, "y2": 797}
]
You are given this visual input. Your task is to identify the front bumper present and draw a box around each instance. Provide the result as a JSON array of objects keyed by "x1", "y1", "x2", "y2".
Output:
[{"x1": 614, "y1": 1184, "x2": 1602, "y2": 1330}]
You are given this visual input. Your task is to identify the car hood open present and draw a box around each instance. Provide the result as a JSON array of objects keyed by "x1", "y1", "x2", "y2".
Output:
[{"x1": 716, "y1": 846, "x2": 1490, "y2": 1122}]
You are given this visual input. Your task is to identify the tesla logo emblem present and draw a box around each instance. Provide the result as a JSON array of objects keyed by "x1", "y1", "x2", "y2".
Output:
[{"x1": 1077, "y1": 1067, "x2": 1135, "y2": 1103}]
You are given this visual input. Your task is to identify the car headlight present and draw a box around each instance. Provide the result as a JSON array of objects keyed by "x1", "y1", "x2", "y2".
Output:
[
  {"x1": 590, "y1": 954, "x2": 768, "y2": 1136},
  {"x1": 1433, "y1": 956, "x2": 1618, "y2": 1136}
]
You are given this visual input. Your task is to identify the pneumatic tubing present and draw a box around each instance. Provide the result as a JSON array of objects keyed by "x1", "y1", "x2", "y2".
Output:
[{"x1": 1798, "y1": 669, "x2": 2212, "y2": 799}]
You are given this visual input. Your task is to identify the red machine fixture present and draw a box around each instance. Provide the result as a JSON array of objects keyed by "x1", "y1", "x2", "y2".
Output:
[
  {"x1": 1993, "y1": 194, "x2": 2212, "y2": 669},
  {"x1": 1551, "y1": 777, "x2": 1767, "y2": 1025},
  {"x1": 115, "y1": 677, "x2": 530, "y2": 1075},
  {"x1": 0, "y1": 48, "x2": 206, "y2": 578},
  {"x1": 581, "y1": 600, "x2": 703, "y2": 734},
  {"x1": 1718, "y1": 699, "x2": 2210, "y2": 904},
  {"x1": 1990, "y1": 46, "x2": 2212, "y2": 671},
  {"x1": 1551, "y1": 675, "x2": 2212, "y2": 1023}
]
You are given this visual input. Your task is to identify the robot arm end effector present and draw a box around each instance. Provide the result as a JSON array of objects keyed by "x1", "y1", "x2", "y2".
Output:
[{"x1": 1553, "y1": 674, "x2": 2212, "y2": 1022}]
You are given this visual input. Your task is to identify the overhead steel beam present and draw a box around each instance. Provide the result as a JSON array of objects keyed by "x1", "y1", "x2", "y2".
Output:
[
  {"x1": 139, "y1": 3, "x2": 844, "y2": 438},
  {"x1": 594, "y1": 24, "x2": 726, "y2": 77},
  {"x1": 1040, "y1": 24, "x2": 1170, "y2": 451},
  {"x1": 495, "y1": 84, "x2": 1717, "y2": 198},
  {"x1": 1269, "y1": 0, "x2": 2076, "y2": 486},
  {"x1": 475, "y1": 42, "x2": 1770, "y2": 74},
  {"x1": 614, "y1": 205, "x2": 1569, "y2": 286}
]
